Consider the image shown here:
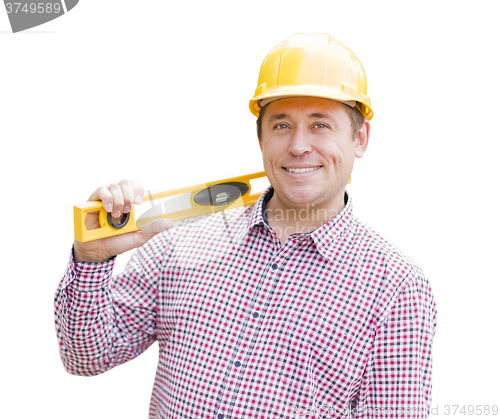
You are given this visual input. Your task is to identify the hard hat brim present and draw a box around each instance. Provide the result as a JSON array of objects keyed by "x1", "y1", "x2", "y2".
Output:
[{"x1": 249, "y1": 86, "x2": 373, "y2": 120}]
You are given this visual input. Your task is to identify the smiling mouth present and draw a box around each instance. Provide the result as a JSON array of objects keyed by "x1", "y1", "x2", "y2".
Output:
[{"x1": 283, "y1": 166, "x2": 322, "y2": 174}]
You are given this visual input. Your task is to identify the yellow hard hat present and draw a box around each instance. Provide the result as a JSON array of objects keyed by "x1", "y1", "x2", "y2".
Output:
[{"x1": 249, "y1": 33, "x2": 373, "y2": 120}]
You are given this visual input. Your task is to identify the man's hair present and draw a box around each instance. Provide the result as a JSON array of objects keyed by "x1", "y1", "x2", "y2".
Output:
[{"x1": 256, "y1": 101, "x2": 366, "y2": 141}]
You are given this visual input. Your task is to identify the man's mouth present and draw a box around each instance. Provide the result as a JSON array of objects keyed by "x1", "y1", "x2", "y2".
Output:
[{"x1": 283, "y1": 166, "x2": 322, "y2": 174}]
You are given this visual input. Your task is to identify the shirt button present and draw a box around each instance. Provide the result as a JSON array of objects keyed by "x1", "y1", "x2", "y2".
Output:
[
  {"x1": 271, "y1": 263, "x2": 278, "y2": 270},
  {"x1": 234, "y1": 361, "x2": 241, "y2": 367},
  {"x1": 252, "y1": 312, "x2": 259, "y2": 318},
  {"x1": 217, "y1": 414, "x2": 224, "y2": 419}
]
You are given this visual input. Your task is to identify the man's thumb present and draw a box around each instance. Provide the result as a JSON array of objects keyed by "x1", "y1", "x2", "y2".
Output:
[
  {"x1": 140, "y1": 218, "x2": 174, "y2": 234},
  {"x1": 132, "y1": 218, "x2": 173, "y2": 247}
]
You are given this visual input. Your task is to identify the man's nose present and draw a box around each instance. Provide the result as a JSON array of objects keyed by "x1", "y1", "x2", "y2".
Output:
[{"x1": 287, "y1": 127, "x2": 313, "y2": 156}]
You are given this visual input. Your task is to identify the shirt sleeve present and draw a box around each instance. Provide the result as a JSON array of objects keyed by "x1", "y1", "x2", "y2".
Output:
[
  {"x1": 54, "y1": 232, "x2": 170, "y2": 376},
  {"x1": 354, "y1": 273, "x2": 437, "y2": 418}
]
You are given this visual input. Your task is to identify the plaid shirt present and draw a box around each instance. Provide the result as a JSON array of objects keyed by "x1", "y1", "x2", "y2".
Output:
[{"x1": 54, "y1": 188, "x2": 436, "y2": 418}]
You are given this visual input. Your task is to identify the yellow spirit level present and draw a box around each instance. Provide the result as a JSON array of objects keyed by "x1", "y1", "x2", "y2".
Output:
[{"x1": 74, "y1": 170, "x2": 268, "y2": 242}]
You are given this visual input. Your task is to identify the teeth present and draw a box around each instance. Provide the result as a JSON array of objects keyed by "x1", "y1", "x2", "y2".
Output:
[{"x1": 284, "y1": 166, "x2": 321, "y2": 173}]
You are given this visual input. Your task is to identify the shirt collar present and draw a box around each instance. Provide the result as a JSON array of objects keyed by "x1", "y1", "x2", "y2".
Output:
[
  {"x1": 242, "y1": 187, "x2": 354, "y2": 261},
  {"x1": 309, "y1": 191, "x2": 354, "y2": 261},
  {"x1": 242, "y1": 186, "x2": 272, "y2": 233}
]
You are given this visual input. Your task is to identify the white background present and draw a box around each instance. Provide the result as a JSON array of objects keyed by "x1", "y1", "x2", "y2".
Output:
[{"x1": 1, "y1": 0, "x2": 499, "y2": 417}]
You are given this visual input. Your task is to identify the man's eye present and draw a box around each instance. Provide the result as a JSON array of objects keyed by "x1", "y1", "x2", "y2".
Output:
[
  {"x1": 314, "y1": 123, "x2": 328, "y2": 129},
  {"x1": 274, "y1": 123, "x2": 289, "y2": 130}
]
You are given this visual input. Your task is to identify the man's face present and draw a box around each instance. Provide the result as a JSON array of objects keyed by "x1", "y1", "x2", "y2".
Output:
[{"x1": 258, "y1": 97, "x2": 369, "y2": 212}]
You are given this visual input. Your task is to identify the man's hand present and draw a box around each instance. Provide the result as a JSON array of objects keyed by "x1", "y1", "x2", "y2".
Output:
[{"x1": 73, "y1": 179, "x2": 173, "y2": 263}]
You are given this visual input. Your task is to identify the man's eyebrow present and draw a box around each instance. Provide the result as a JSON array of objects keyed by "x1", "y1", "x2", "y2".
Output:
[
  {"x1": 309, "y1": 113, "x2": 332, "y2": 119},
  {"x1": 268, "y1": 112, "x2": 334, "y2": 121},
  {"x1": 268, "y1": 113, "x2": 289, "y2": 122}
]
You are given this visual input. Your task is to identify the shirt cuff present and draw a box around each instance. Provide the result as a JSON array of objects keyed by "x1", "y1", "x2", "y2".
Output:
[{"x1": 60, "y1": 246, "x2": 117, "y2": 292}]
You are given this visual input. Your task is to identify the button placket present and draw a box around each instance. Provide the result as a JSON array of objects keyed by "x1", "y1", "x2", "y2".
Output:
[{"x1": 217, "y1": 253, "x2": 292, "y2": 416}]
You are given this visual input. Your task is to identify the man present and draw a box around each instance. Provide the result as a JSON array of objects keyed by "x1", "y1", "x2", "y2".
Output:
[{"x1": 55, "y1": 33, "x2": 436, "y2": 418}]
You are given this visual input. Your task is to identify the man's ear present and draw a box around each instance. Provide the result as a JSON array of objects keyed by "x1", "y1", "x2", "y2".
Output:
[
  {"x1": 257, "y1": 122, "x2": 262, "y2": 151},
  {"x1": 355, "y1": 120, "x2": 370, "y2": 158}
]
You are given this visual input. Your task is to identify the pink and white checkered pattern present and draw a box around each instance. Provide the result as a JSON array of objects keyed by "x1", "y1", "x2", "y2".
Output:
[{"x1": 54, "y1": 189, "x2": 437, "y2": 418}]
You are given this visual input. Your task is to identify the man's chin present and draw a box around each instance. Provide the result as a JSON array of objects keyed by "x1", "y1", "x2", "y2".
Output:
[{"x1": 275, "y1": 189, "x2": 322, "y2": 209}]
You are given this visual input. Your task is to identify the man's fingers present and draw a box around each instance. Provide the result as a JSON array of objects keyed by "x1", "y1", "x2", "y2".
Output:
[
  {"x1": 107, "y1": 182, "x2": 124, "y2": 217},
  {"x1": 132, "y1": 179, "x2": 145, "y2": 205},
  {"x1": 86, "y1": 178, "x2": 146, "y2": 221},
  {"x1": 89, "y1": 186, "x2": 114, "y2": 212},
  {"x1": 119, "y1": 179, "x2": 135, "y2": 214}
]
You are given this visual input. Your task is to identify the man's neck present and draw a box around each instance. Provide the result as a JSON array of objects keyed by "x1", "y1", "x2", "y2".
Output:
[{"x1": 264, "y1": 191, "x2": 346, "y2": 245}]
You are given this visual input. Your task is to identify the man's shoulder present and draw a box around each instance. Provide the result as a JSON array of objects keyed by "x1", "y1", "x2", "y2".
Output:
[
  {"x1": 350, "y1": 214, "x2": 428, "y2": 287},
  {"x1": 348, "y1": 215, "x2": 435, "y2": 323}
]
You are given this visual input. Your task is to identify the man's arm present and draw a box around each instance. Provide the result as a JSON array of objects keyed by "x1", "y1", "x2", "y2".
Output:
[
  {"x1": 354, "y1": 273, "x2": 437, "y2": 418},
  {"x1": 54, "y1": 232, "x2": 170, "y2": 376}
]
